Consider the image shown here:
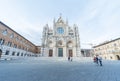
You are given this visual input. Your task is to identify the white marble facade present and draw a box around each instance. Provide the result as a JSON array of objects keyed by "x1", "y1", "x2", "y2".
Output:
[{"x1": 41, "y1": 16, "x2": 81, "y2": 57}]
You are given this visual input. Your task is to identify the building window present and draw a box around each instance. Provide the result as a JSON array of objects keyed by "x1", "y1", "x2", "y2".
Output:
[
  {"x1": 24, "y1": 53, "x2": 27, "y2": 56},
  {"x1": 0, "y1": 39, "x2": 1, "y2": 43},
  {"x1": 0, "y1": 39, "x2": 5, "y2": 45},
  {"x1": 7, "y1": 42, "x2": 12, "y2": 47},
  {"x1": 69, "y1": 33, "x2": 73, "y2": 35},
  {"x1": 57, "y1": 27, "x2": 64, "y2": 34},
  {"x1": 48, "y1": 33, "x2": 53, "y2": 35},
  {"x1": 20, "y1": 39, "x2": 23, "y2": 43},
  {"x1": 2, "y1": 29, "x2": 8, "y2": 35},
  {"x1": 17, "y1": 52, "x2": 20, "y2": 56},
  {"x1": 13, "y1": 44, "x2": 17, "y2": 48},
  {"x1": 10, "y1": 33, "x2": 14, "y2": 38},
  {"x1": 5, "y1": 50, "x2": 9, "y2": 55},
  {"x1": 12, "y1": 52, "x2": 15, "y2": 56},
  {"x1": 16, "y1": 36, "x2": 19, "y2": 41},
  {"x1": 21, "y1": 53, "x2": 23, "y2": 56}
]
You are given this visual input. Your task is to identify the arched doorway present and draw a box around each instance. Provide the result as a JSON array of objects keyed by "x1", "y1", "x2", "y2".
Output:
[
  {"x1": 116, "y1": 55, "x2": 120, "y2": 60},
  {"x1": 69, "y1": 49, "x2": 73, "y2": 57},
  {"x1": 49, "y1": 49, "x2": 53, "y2": 57},
  {"x1": 58, "y1": 48, "x2": 63, "y2": 57},
  {"x1": 81, "y1": 50, "x2": 85, "y2": 57},
  {"x1": 0, "y1": 49, "x2": 2, "y2": 58}
]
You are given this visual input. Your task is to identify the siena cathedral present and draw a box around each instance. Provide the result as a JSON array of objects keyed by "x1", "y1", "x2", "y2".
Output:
[{"x1": 42, "y1": 16, "x2": 81, "y2": 57}]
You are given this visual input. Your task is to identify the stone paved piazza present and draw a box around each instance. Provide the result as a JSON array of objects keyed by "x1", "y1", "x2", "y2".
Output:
[{"x1": 0, "y1": 57, "x2": 120, "y2": 81}]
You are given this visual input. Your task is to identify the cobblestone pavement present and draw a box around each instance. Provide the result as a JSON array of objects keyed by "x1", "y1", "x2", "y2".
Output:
[{"x1": 0, "y1": 57, "x2": 120, "y2": 81}]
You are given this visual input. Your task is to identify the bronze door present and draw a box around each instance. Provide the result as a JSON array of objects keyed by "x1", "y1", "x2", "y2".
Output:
[
  {"x1": 69, "y1": 50, "x2": 73, "y2": 57},
  {"x1": 49, "y1": 50, "x2": 53, "y2": 57},
  {"x1": 58, "y1": 48, "x2": 63, "y2": 57}
]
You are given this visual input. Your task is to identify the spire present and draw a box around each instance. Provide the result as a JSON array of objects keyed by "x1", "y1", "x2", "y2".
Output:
[{"x1": 57, "y1": 13, "x2": 64, "y2": 24}]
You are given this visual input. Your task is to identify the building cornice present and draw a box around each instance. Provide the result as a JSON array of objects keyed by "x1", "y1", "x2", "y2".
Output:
[
  {"x1": 93, "y1": 38, "x2": 120, "y2": 48},
  {"x1": 0, "y1": 21, "x2": 36, "y2": 46}
]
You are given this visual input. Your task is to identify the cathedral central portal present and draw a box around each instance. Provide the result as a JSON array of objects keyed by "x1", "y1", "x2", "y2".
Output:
[{"x1": 58, "y1": 48, "x2": 63, "y2": 57}]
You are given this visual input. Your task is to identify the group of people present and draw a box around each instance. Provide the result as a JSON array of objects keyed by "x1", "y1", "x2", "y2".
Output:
[
  {"x1": 67, "y1": 55, "x2": 102, "y2": 65},
  {"x1": 93, "y1": 55, "x2": 102, "y2": 66}
]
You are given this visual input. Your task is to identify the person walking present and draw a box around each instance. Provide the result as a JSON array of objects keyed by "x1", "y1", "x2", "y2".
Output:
[
  {"x1": 93, "y1": 55, "x2": 98, "y2": 65},
  {"x1": 95, "y1": 56, "x2": 99, "y2": 65},
  {"x1": 98, "y1": 56, "x2": 102, "y2": 66},
  {"x1": 70, "y1": 56, "x2": 73, "y2": 61},
  {"x1": 68, "y1": 56, "x2": 70, "y2": 61},
  {"x1": 93, "y1": 56, "x2": 97, "y2": 63}
]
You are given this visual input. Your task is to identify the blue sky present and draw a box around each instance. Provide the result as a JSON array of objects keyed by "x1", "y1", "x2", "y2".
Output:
[{"x1": 0, "y1": 0, "x2": 120, "y2": 48}]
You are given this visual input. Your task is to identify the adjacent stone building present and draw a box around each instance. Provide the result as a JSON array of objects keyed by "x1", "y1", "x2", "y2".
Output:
[
  {"x1": 93, "y1": 38, "x2": 120, "y2": 60},
  {"x1": 81, "y1": 49, "x2": 92, "y2": 57},
  {"x1": 0, "y1": 21, "x2": 40, "y2": 59},
  {"x1": 41, "y1": 16, "x2": 81, "y2": 57}
]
